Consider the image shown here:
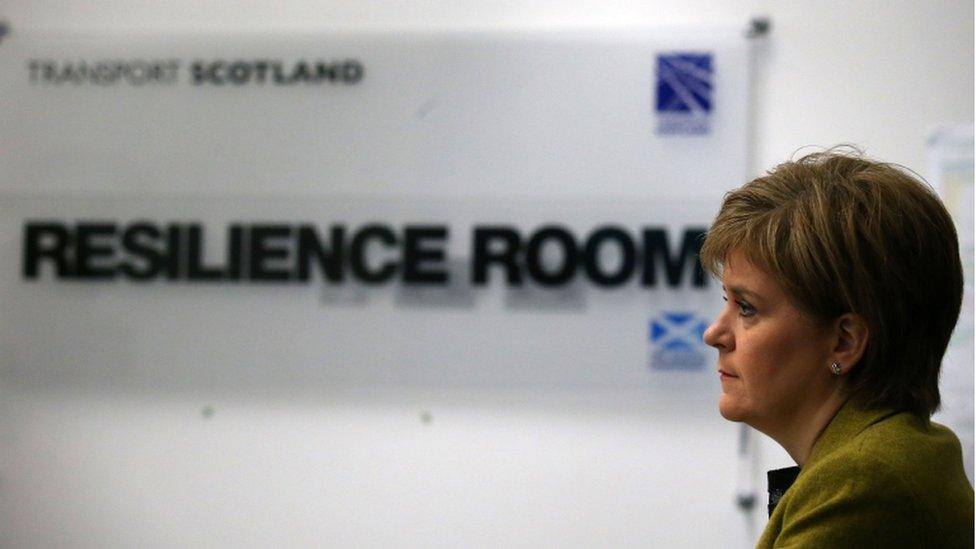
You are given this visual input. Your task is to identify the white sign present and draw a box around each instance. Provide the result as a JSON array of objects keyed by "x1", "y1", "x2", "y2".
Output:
[{"x1": 0, "y1": 27, "x2": 754, "y2": 548}]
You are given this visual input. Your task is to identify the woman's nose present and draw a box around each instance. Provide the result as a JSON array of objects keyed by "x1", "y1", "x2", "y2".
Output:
[{"x1": 703, "y1": 312, "x2": 731, "y2": 350}]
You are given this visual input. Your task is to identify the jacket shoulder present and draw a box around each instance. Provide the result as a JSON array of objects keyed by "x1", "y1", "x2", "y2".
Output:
[{"x1": 760, "y1": 413, "x2": 974, "y2": 548}]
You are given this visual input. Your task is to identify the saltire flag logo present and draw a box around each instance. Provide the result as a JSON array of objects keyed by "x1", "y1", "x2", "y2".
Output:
[
  {"x1": 655, "y1": 53, "x2": 714, "y2": 114},
  {"x1": 649, "y1": 311, "x2": 709, "y2": 370}
]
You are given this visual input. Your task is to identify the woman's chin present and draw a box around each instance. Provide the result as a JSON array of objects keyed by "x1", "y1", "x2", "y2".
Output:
[{"x1": 718, "y1": 395, "x2": 748, "y2": 423}]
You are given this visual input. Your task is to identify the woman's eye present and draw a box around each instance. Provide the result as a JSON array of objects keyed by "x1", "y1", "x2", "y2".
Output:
[
  {"x1": 721, "y1": 295, "x2": 755, "y2": 317},
  {"x1": 736, "y1": 300, "x2": 756, "y2": 317}
]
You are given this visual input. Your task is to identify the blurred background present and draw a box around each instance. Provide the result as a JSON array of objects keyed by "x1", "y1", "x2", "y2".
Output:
[{"x1": 0, "y1": 1, "x2": 972, "y2": 547}]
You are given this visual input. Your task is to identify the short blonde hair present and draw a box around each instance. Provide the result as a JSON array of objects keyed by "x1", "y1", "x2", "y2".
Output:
[{"x1": 700, "y1": 148, "x2": 963, "y2": 417}]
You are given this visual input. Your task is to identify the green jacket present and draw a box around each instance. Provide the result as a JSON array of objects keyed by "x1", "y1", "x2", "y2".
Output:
[{"x1": 757, "y1": 401, "x2": 974, "y2": 548}]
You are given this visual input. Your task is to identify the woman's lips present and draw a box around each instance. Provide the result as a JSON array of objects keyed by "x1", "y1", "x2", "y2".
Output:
[{"x1": 719, "y1": 370, "x2": 740, "y2": 379}]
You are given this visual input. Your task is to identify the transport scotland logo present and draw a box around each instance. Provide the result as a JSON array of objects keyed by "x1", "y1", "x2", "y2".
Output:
[
  {"x1": 654, "y1": 52, "x2": 713, "y2": 135},
  {"x1": 649, "y1": 311, "x2": 709, "y2": 370}
]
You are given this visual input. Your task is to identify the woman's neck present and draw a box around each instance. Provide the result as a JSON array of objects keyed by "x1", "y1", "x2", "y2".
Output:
[{"x1": 768, "y1": 392, "x2": 849, "y2": 467}]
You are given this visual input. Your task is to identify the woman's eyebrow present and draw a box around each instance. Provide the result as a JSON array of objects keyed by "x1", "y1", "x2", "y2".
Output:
[{"x1": 723, "y1": 285, "x2": 761, "y2": 301}]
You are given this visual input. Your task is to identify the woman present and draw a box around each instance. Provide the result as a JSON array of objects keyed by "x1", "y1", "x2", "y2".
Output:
[{"x1": 700, "y1": 149, "x2": 974, "y2": 547}]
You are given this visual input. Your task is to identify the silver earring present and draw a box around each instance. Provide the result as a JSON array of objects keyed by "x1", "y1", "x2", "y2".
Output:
[{"x1": 830, "y1": 362, "x2": 842, "y2": 376}]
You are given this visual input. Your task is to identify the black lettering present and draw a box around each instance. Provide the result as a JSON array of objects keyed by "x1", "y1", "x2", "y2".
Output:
[
  {"x1": 403, "y1": 226, "x2": 448, "y2": 284},
  {"x1": 228, "y1": 62, "x2": 250, "y2": 84},
  {"x1": 343, "y1": 60, "x2": 364, "y2": 83},
  {"x1": 23, "y1": 222, "x2": 71, "y2": 279},
  {"x1": 472, "y1": 227, "x2": 522, "y2": 285},
  {"x1": 190, "y1": 61, "x2": 206, "y2": 85},
  {"x1": 297, "y1": 225, "x2": 344, "y2": 282},
  {"x1": 249, "y1": 225, "x2": 292, "y2": 281},
  {"x1": 526, "y1": 226, "x2": 577, "y2": 286},
  {"x1": 272, "y1": 61, "x2": 286, "y2": 83},
  {"x1": 641, "y1": 228, "x2": 707, "y2": 287},
  {"x1": 186, "y1": 224, "x2": 225, "y2": 281},
  {"x1": 583, "y1": 227, "x2": 637, "y2": 286},
  {"x1": 227, "y1": 225, "x2": 244, "y2": 281},
  {"x1": 165, "y1": 225, "x2": 181, "y2": 279},
  {"x1": 350, "y1": 225, "x2": 397, "y2": 284},
  {"x1": 91, "y1": 63, "x2": 120, "y2": 86},
  {"x1": 43, "y1": 62, "x2": 57, "y2": 83},
  {"x1": 75, "y1": 223, "x2": 117, "y2": 279},
  {"x1": 60, "y1": 62, "x2": 84, "y2": 84},
  {"x1": 207, "y1": 61, "x2": 225, "y2": 85},
  {"x1": 291, "y1": 61, "x2": 310, "y2": 83},
  {"x1": 125, "y1": 62, "x2": 149, "y2": 85},
  {"x1": 120, "y1": 223, "x2": 164, "y2": 280},
  {"x1": 253, "y1": 61, "x2": 269, "y2": 83},
  {"x1": 316, "y1": 62, "x2": 338, "y2": 82}
]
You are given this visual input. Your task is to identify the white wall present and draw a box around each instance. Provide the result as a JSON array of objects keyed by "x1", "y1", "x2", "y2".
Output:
[{"x1": 2, "y1": 0, "x2": 972, "y2": 546}]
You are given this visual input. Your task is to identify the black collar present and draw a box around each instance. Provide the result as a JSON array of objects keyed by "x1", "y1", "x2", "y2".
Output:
[{"x1": 767, "y1": 466, "x2": 801, "y2": 517}]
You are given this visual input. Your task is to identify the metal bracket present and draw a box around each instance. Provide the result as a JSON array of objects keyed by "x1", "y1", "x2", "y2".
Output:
[{"x1": 746, "y1": 17, "x2": 771, "y2": 39}]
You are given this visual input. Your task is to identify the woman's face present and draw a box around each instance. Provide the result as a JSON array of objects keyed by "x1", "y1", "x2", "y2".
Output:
[{"x1": 702, "y1": 250, "x2": 837, "y2": 434}]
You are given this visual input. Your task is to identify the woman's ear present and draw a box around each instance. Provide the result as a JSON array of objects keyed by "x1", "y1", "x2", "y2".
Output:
[{"x1": 832, "y1": 313, "x2": 869, "y2": 374}]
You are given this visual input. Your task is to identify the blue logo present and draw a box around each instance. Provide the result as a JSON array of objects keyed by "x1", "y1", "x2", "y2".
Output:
[
  {"x1": 649, "y1": 311, "x2": 710, "y2": 370},
  {"x1": 654, "y1": 52, "x2": 713, "y2": 135}
]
